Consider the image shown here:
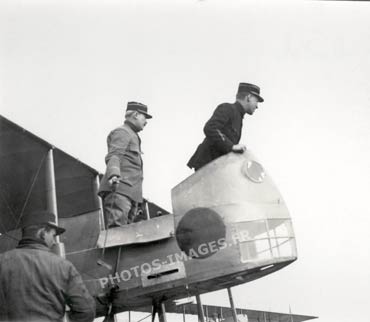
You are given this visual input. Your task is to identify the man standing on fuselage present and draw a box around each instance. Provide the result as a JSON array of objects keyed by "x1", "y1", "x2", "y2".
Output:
[{"x1": 99, "y1": 101, "x2": 152, "y2": 228}]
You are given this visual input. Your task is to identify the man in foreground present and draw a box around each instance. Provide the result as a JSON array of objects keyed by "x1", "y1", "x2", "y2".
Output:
[{"x1": 0, "y1": 210, "x2": 96, "y2": 322}]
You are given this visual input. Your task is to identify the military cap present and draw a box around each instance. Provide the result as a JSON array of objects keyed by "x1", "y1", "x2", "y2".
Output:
[
  {"x1": 126, "y1": 101, "x2": 152, "y2": 119},
  {"x1": 237, "y1": 83, "x2": 264, "y2": 102},
  {"x1": 20, "y1": 210, "x2": 66, "y2": 235}
]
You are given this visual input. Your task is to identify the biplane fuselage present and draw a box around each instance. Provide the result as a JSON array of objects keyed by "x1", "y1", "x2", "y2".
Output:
[
  {"x1": 63, "y1": 152, "x2": 297, "y2": 316},
  {"x1": 0, "y1": 116, "x2": 297, "y2": 318}
]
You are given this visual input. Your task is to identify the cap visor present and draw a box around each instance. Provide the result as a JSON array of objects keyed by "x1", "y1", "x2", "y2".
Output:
[
  {"x1": 251, "y1": 92, "x2": 264, "y2": 102},
  {"x1": 55, "y1": 227, "x2": 66, "y2": 235},
  {"x1": 48, "y1": 222, "x2": 66, "y2": 235},
  {"x1": 142, "y1": 113, "x2": 152, "y2": 119}
]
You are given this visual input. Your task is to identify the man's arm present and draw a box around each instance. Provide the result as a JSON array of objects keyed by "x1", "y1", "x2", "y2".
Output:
[
  {"x1": 64, "y1": 264, "x2": 96, "y2": 322},
  {"x1": 104, "y1": 128, "x2": 130, "y2": 181},
  {"x1": 204, "y1": 104, "x2": 235, "y2": 154}
]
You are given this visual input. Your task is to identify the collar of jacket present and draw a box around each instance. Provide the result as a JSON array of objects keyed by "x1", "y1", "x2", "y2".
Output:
[
  {"x1": 234, "y1": 101, "x2": 246, "y2": 117},
  {"x1": 16, "y1": 237, "x2": 51, "y2": 252},
  {"x1": 124, "y1": 120, "x2": 140, "y2": 133}
]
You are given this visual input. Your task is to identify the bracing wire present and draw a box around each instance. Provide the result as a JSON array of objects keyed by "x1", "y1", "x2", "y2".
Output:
[{"x1": 14, "y1": 151, "x2": 48, "y2": 229}]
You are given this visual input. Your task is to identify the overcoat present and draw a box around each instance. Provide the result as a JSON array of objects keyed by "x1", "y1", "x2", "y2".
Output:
[
  {"x1": 0, "y1": 238, "x2": 96, "y2": 322},
  {"x1": 98, "y1": 122, "x2": 143, "y2": 203},
  {"x1": 187, "y1": 101, "x2": 245, "y2": 170}
]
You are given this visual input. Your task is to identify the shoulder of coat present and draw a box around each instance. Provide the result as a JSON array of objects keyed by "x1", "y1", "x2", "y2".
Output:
[
  {"x1": 216, "y1": 102, "x2": 233, "y2": 110},
  {"x1": 110, "y1": 125, "x2": 131, "y2": 135},
  {"x1": 214, "y1": 102, "x2": 234, "y2": 116},
  {"x1": 45, "y1": 251, "x2": 76, "y2": 269}
]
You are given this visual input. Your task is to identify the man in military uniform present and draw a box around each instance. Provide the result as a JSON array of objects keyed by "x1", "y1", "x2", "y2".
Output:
[
  {"x1": 187, "y1": 83, "x2": 264, "y2": 171},
  {"x1": 0, "y1": 210, "x2": 96, "y2": 322},
  {"x1": 99, "y1": 101, "x2": 152, "y2": 228}
]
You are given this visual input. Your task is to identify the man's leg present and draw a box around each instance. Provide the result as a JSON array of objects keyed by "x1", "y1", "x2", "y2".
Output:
[
  {"x1": 128, "y1": 202, "x2": 139, "y2": 224},
  {"x1": 103, "y1": 193, "x2": 133, "y2": 228}
]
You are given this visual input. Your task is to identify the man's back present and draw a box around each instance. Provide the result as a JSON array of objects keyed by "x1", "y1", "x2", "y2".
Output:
[{"x1": 0, "y1": 240, "x2": 95, "y2": 322}]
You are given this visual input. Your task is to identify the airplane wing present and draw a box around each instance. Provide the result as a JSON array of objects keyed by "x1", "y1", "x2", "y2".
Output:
[
  {"x1": 0, "y1": 115, "x2": 100, "y2": 252},
  {"x1": 135, "y1": 303, "x2": 317, "y2": 322}
]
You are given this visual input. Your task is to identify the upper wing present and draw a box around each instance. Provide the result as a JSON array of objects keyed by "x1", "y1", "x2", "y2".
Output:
[{"x1": 0, "y1": 115, "x2": 100, "y2": 251}]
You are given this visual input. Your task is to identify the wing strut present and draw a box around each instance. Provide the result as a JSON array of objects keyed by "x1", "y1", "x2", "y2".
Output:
[
  {"x1": 152, "y1": 300, "x2": 168, "y2": 322},
  {"x1": 227, "y1": 287, "x2": 238, "y2": 322},
  {"x1": 46, "y1": 149, "x2": 69, "y2": 322},
  {"x1": 196, "y1": 294, "x2": 205, "y2": 322}
]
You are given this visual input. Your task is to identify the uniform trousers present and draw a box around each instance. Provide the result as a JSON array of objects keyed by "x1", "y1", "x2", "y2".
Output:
[{"x1": 103, "y1": 192, "x2": 138, "y2": 227}]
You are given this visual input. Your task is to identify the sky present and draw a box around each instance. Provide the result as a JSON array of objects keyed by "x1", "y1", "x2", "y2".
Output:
[{"x1": 1, "y1": 0, "x2": 370, "y2": 321}]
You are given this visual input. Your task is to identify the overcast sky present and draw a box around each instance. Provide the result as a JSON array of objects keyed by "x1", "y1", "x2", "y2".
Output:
[{"x1": 1, "y1": 1, "x2": 370, "y2": 322}]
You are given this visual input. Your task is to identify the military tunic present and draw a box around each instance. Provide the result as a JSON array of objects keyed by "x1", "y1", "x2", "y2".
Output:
[
  {"x1": 187, "y1": 101, "x2": 246, "y2": 170},
  {"x1": 98, "y1": 121, "x2": 144, "y2": 226},
  {"x1": 98, "y1": 121, "x2": 143, "y2": 203}
]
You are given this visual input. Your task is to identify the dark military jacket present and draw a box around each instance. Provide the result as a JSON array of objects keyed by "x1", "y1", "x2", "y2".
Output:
[
  {"x1": 98, "y1": 121, "x2": 143, "y2": 202},
  {"x1": 187, "y1": 101, "x2": 245, "y2": 170},
  {"x1": 0, "y1": 238, "x2": 96, "y2": 322}
]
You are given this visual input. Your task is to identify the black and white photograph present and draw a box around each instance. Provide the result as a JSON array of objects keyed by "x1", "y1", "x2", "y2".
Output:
[{"x1": 1, "y1": 1, "x2": 370, "y2": 322}]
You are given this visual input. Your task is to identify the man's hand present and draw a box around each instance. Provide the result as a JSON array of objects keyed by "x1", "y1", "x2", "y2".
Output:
[
  {"x1": 108, "y1": 176, "x2": 120, "y2": 186},
  {"x1": 231, "y1": 144, "x2": 247, "y2": 153}
]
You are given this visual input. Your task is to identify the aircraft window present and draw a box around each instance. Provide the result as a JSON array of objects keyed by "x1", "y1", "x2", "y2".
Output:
[
  {"x1": 241, "y1": 160, "x2": 265, "y2": 183},
  {"x1": 235, "y1": 219, "x2": 294, "y2": 241},
  {"x1": 254, "y1": 239, "x2": 273, "y2": 257},
  {"x1": 240, "y1": 237, "x2": 296, "y2": 263},
  {"x1": 238, "y1": 219, "x2": 297, "y2": 263},
  {"x1": 240, "y1": 240, "x2": 272, "y2": 262},
  {"x1": 239, "y1": 241, "x2": 259, "y2": 260},
  {"x1": 270, "y1": 237, "x2": 296, "y2": 258},
  {"x1": 268, "y1": 219, "x2": 294, "y2": 238},
  {"x1": 236, "y1": 220, "x2": 267, "y2": 240}
]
